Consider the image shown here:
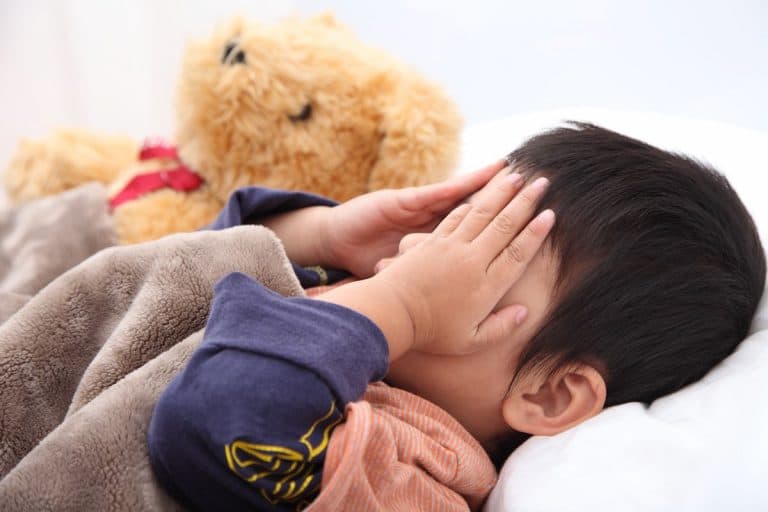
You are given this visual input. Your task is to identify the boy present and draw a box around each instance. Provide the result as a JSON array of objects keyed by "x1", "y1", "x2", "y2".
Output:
[{"x1": 147, "y1": 123, "x2": 765, "y2": 511}]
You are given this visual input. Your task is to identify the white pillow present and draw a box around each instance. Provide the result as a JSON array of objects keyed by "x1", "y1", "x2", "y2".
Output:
[{"x1": 457, "y1": 109, "x2": 768, "y2": 512}]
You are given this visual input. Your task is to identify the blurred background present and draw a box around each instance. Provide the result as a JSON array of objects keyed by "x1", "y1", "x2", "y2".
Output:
[{"x1": 1, "y1": 0, "x2": 766, "y2": 167}]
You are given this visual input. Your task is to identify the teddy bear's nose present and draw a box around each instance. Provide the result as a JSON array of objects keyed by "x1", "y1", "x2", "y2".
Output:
[{"x1": 221, "y1": 41, "x2": 246, "y2": 65}]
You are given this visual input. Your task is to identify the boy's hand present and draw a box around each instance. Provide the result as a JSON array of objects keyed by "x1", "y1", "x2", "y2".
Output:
[
  {"x1": 316, "y1": 172, "x2": 555, "y2": 361},
  {"x1": 318, "y1": 161, "x2": 506, "y2": 277},
  {"x1": 371, "y1": 172, "x2": 554, "y2": 356}
]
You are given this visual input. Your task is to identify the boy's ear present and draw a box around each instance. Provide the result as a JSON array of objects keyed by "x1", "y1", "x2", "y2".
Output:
[{"x1": 502, "y1": 365, "x2": 606, "y2": 437}]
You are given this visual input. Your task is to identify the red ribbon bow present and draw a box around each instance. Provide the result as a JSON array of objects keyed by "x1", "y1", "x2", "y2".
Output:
[{"x1": 109, "y1": 140, "x2": 205, "y2": 210}]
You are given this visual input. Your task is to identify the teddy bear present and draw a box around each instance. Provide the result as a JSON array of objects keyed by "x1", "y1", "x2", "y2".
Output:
[{"x1": 3, "y1": 14, "x2": 461, "y2": 245}]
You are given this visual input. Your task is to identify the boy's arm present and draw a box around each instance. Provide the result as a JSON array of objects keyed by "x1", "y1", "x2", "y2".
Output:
[
  {"x1": 208, "y1": 187, "x2": 336, "y2": 232},
  {"x1": 208, "y1": 186, "x2": 342, "y2": 287},
  {"x1": 147, "y1": 273, "x2": 387, "y2": 512},
  {"x1": 209, "y1": 162, "x2": 505, "y2": 283}
]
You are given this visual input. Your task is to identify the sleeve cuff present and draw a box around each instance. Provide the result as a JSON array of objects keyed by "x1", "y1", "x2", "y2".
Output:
[
  {"x1": 209, "y1": 186, "x2": 337, "y2": 231},
  {"x1": 206, "y1": 272, "x2": 389, "y2": 404}
]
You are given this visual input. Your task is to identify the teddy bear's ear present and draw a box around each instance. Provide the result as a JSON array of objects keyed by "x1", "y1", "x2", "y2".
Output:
[
  {"x1": 367, "y1": 75, "x2": 463, "y2": 191},
  {"x1": 307, "y1": 12, "x2": 344, "y2": 29},
  {"x1": 215, "y1": 16, "x2": 247, "y2": 38},
  {"x1": 303, "y1": 12, "x2": 358, "y2": 38}
]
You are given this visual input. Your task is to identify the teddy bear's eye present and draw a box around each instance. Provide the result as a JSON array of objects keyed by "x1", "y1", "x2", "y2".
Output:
[
  {"x1": 221, "y1": 39, "x2": 246, "y2": 65},
  {"x1": 289, "y1": 103, "x2": 313, "y2": 123}
]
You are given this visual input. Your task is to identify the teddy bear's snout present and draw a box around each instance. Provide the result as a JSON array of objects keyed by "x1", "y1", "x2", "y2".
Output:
[{"x1": 221, "y1": 40, "x2": 246, "y2": 65}]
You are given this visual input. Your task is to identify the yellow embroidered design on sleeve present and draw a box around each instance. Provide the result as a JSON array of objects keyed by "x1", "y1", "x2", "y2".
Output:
[
  {"x1": 224, "y1": 401, "x2": 342, "y2": 507},
  {"x1": 303, "y1": 265, "x2": 329, "y2": 285}
]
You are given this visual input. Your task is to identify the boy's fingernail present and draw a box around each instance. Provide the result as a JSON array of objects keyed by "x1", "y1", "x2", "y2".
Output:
[
  {"x1": 506, "y1": 172, "x2": 522, "y2": 184},
  {"x1": 537, "y1": 209, "x2": 556, "y2": 226},
  {"x1": 515, "y1": 307, "x2": 528, "y2": 325},
  {"x1": 532, "y1": 177, "x2": 550, "y2": 191}
]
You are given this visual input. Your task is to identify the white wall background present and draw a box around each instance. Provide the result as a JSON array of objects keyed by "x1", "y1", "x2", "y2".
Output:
[{"x1": 1, "y1": 0, "x2": 766, "y2": 169}]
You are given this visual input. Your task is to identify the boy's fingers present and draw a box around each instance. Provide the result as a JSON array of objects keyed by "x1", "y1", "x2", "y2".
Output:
[
  {"x1": 453, "y1": 172, "x2": 524, "y2": 241},
  {"x1": 474, "y1": 176, "x2": 549, "y2": 259},
  {"x1": 474, "y1": 304, "x2": 528, "y2": 349},
  {"x1": 452, "y1": 159, "x2": 507, "y2": 195},
  {"x1": 487, "y1": 209, "x2": 555, "y2": 282},
  {"x1": 433, "y1": 203, "x2": 472, "y2": 237},
  {"x1": 399, "y1": 160, "x2": 506, "y2": 213}
]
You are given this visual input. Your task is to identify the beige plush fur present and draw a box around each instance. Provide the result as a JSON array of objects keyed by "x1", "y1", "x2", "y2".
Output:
[
  {"x1": 0, "y1": 185, "x2": 305, "y2": 509},
  {"x1": 3, "y1": 14, "x2": 462, "y2": 245}
]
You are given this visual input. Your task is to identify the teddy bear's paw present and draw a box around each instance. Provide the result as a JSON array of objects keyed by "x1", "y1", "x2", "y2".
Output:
[
  {"x1": 4, "y1": 138, "x2": 76, "y2": 202},
  {"x1": 4, "y1": 130, "x2": 138, "y2": 204}
]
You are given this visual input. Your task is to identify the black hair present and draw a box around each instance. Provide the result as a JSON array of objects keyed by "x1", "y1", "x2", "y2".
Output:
[{"x1": 491, "y1": 122, "x2": 765, "y2": 466}]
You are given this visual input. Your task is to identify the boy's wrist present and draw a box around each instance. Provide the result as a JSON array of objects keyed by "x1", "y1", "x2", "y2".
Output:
[
  {"x1": 313, "y1": 206, "x2": 338, "y2": 269},
  {"x1": 314, "y1": 277, "x2": 416, "y2": 362},
  {"x1": 368, "y1": 276, "x2": 418, "y2": 355},
  {"x1": 261, "y1": 206, "x2": 333, "y2": 267}
]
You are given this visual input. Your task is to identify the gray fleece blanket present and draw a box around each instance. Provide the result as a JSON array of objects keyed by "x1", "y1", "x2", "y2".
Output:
[{"x1": 0, "y1": 184, "x2": 304, "y2": 510}]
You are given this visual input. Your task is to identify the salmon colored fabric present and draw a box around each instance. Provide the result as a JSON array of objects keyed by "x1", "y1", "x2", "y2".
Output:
[{"x1": 308, "y1": 382, "x2": 498, "y2": 512}]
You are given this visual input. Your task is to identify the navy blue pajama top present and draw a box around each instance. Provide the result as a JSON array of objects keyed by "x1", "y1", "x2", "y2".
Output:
[{"x1": 147, "y1": 187, "x2": 389, "y2": 511}]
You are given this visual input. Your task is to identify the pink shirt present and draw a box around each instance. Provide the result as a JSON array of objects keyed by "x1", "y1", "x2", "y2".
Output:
[{"x1": 308, "y1": 382, "x2": 498, "y2": 511}]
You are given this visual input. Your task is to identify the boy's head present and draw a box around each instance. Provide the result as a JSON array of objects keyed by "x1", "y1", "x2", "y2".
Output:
[{"x1": 383, "y1": 122, "x2": 765, "y2": 466}]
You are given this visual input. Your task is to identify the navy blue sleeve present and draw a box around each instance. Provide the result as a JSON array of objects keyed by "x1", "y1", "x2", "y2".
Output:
[
  {"x1": 147, "y1": 272, "x2": 388, "y2": 512},
  {"x1": 208, "y1": 186, "x2": 347, "y2": 288}
]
